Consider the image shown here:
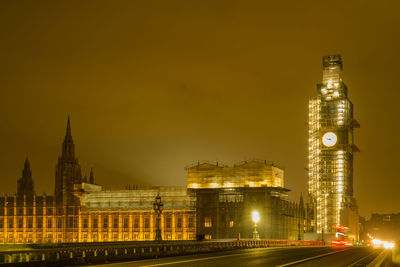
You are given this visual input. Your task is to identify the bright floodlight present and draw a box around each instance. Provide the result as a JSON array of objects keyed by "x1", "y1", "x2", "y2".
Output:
[
  {"x1": 372, "y1": 238, "x2": 395, "y2": 249},
  {"x1": 252, "y1": 211, "x2": 260, "y2": 224}
]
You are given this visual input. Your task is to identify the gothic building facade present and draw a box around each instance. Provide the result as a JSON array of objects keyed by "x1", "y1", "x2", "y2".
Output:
[
  {"x1": 0, "y1": 118, "x2": 303, "y2": 244},
  {"x1": 0, "y1": 118, "x2": 195, "y2": 243}
]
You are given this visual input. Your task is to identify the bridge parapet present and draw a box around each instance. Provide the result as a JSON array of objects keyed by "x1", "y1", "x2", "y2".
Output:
[{"x1": 0, "y1": 240, "x2": 326, "y2": 265}]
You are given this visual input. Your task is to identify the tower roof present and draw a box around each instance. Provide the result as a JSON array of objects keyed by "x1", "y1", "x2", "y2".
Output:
[
  {"x1": 24, "y1": 157, "x2": 30, "y2": 169},
  {"x1": 323, "y1": 54, "x2": 343, "y2": 70},
  {"x1": 18, "y1": 157, "x2": 34, "y2": 197},
  {"x1": 22, "y1": 157, "x2": 31, "y2": 176}
]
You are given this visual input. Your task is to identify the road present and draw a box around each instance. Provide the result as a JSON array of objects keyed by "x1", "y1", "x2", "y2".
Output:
[{"x1": 93, "y1": 246, "x2": 389, "y2": 267}]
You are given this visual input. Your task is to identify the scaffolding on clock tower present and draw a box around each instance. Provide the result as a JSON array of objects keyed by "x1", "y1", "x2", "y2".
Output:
[{"x1": 308, "y1": 55, "x2": 360, "y2": 241}]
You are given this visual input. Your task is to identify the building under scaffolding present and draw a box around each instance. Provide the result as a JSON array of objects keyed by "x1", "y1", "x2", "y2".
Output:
[
  {"x1": 0, "y1": 116, "x2": 306, "y2": 243},
  {"x1": 79, "y1": 187, "x2": 196, "y2": 242},
  {"x1": 307, "y1": 55, "x2": 359, "y2": 242},
  {"x1": 186, "y1": 160, "x2": 305, "y2": 240},
  {"x1": 187, "y1": 160, "x2": 284, "y2": 189}
]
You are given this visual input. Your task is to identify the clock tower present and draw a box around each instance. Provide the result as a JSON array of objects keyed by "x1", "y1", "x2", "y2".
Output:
[{"x1": 308, "y1": 55, "x2": 359, "y2": 241}]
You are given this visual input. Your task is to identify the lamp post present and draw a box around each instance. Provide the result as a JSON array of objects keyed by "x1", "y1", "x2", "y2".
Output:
[
  {"x1": 298, "y1": 220, "x2": 301, "y2": 240},
  {"x1": 252, "y1": 211, "x2": 260, "y2": 240},
  {"x1": 153, "y1": 193, "x2": 164, "y2": 242}
]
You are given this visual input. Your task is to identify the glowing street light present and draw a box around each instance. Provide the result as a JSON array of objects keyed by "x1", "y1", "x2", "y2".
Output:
[{"x1": 252, "y1": 211, "x2": 260, "y2": 240}]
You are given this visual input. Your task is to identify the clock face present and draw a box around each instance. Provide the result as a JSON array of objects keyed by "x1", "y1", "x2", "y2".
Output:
[{"x1": 322, "y1": 132, "x2": 337, "y2": 147}]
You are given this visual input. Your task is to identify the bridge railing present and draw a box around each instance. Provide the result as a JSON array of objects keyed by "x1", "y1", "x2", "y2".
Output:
[{"x1": 0, "y1": 239, "x2": 326, "y2": 265}]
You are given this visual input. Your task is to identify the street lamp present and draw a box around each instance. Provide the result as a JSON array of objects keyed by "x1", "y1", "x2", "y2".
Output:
[
  {"x1": 252, "y1": 211, "x2": 260, "y2": 240},
  {"x1": 153, "y1": 193, "x2": 164, "y2": 241}
]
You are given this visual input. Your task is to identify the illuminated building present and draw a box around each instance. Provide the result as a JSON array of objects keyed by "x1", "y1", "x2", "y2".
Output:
[
  {"x1": 307, "y1": 55, "x2": 359, "y2": 241},
  {"x1": 78, "y1": 187, "x2": 196, "y2": 242},
  {"x1": 0, "y1": 118, "x2": 195, "y2": 243},
  {"x1": 0, "y1": 118, "x2": 304, "y2": 244},
  {"x1": 186, "y1": 161, "x2": 305, "y2": 240},
  {"x1": 187, "y1": 160, "x2": 284, "y2": 189}
]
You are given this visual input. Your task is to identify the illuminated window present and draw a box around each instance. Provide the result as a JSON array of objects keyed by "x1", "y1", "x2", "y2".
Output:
[
  {"x1": 188, "y1": 216, "x2": 194, "y2": 228},
  {"x1": 47, "y1": 208, "x2": 53, "y2": 215},
  {"x1": 8, "y1": 207, "x2": 14, "y2": 216},
  {"x1": 83, "y1": 218, "x2": 88, "y2": 229},
  {"x1": 123, "y1": 216, "x2": 129, "y2": 229},
  {"x1": 57, "y1": 218, "x2": 63, "y2": 228},
  {"x1": 17, "y1": 208, "x2": 23, "y2": 216},
  {"x1": 68, "y1": 217, "x2": 73, "y2": 228},
  {"x1": 134, "y1": 217, "x2": 139, "y2": 229},
  {"x1": 57, "y1": 208, "x2": 63, "y2": 215},
  {"x1": 37, "y1": 218, "x2": 42, "y2": 229},
  {"x1": 38, "y1": 207, "x2": 45, "y2": 216},
  {"x1": 166, "y1": 216, "x2": 172, "y2": 229},
  {"x1": 205, "y1": 234, "x2": 212, "y2": 240},
  {"x1": 113, "y1": 216, "x2": 119, "y2": 229},
  {"x1": 177, "y1": 217, "x2": 183, "y2": 229},
  {"x1": 103, "y1": 217, "x2": 108, "y2": 229},
  {"x1": 229, "y1": 220, "x2": 234, "y2": 228},
  {"x1": 92, "y1": 217, "x2": 98, "y2": 229},
  {"x1": 204, "y1": 217, "x2": 212, "y2": 228},
  {"x1": 144, "y1": 216, "x2": 150, "y2": 229}
]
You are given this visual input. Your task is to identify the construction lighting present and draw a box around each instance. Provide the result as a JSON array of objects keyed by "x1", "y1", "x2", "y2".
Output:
[
  {"x1": 308, "y1": 55, "x2": 359, "y2": 236},
  {"x1": 252, "y1": 211, "x2": 260, "y2": 224},
  {"x1": 252, "y1": 211, "x2": 260, "y2": 240}
]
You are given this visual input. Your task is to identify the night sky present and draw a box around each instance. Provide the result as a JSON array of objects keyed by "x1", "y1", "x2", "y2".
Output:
[{"x1": 1, "y1": 0, "x2": 399, "y2": 217}]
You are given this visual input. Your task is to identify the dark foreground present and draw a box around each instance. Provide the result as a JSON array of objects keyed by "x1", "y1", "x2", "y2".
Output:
[{"x1": 93, "y1": 246, "x2": 394, "y2": 267}]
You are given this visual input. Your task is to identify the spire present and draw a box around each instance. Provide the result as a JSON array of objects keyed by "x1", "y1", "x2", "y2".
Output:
[
  {"x1": 89, "y1": 168, "x2": 94, "y2": 184},
  {"x1": 17, "y1": 157, "x2": 34, "y2": 197},
  {"x1": 22, "y1": 157, "x2": 32, "y2": 179},
  {"x1": 55, "y1": 116, "x2": 83, "y2": 204},
  {"x1": 66, "y1": 115, "x2": 71, "y2": 137},
  {"x1": 24, "y1": 157, "x2": 30, "y2": 170},
  {"x1": 61, "y1": 116, "x2": 75, "y2": 159}
]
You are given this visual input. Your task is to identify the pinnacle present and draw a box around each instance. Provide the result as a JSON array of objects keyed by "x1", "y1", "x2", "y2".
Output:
[
  {"x1": 66, "y1": 115, "x2": 71, "y2": 137},
  {"x1": 90, "y1": 168, "x2": 94, "y2": 183},
  {"x1": 24, "y1": 157, "x2": 29, "y2": 166}
]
